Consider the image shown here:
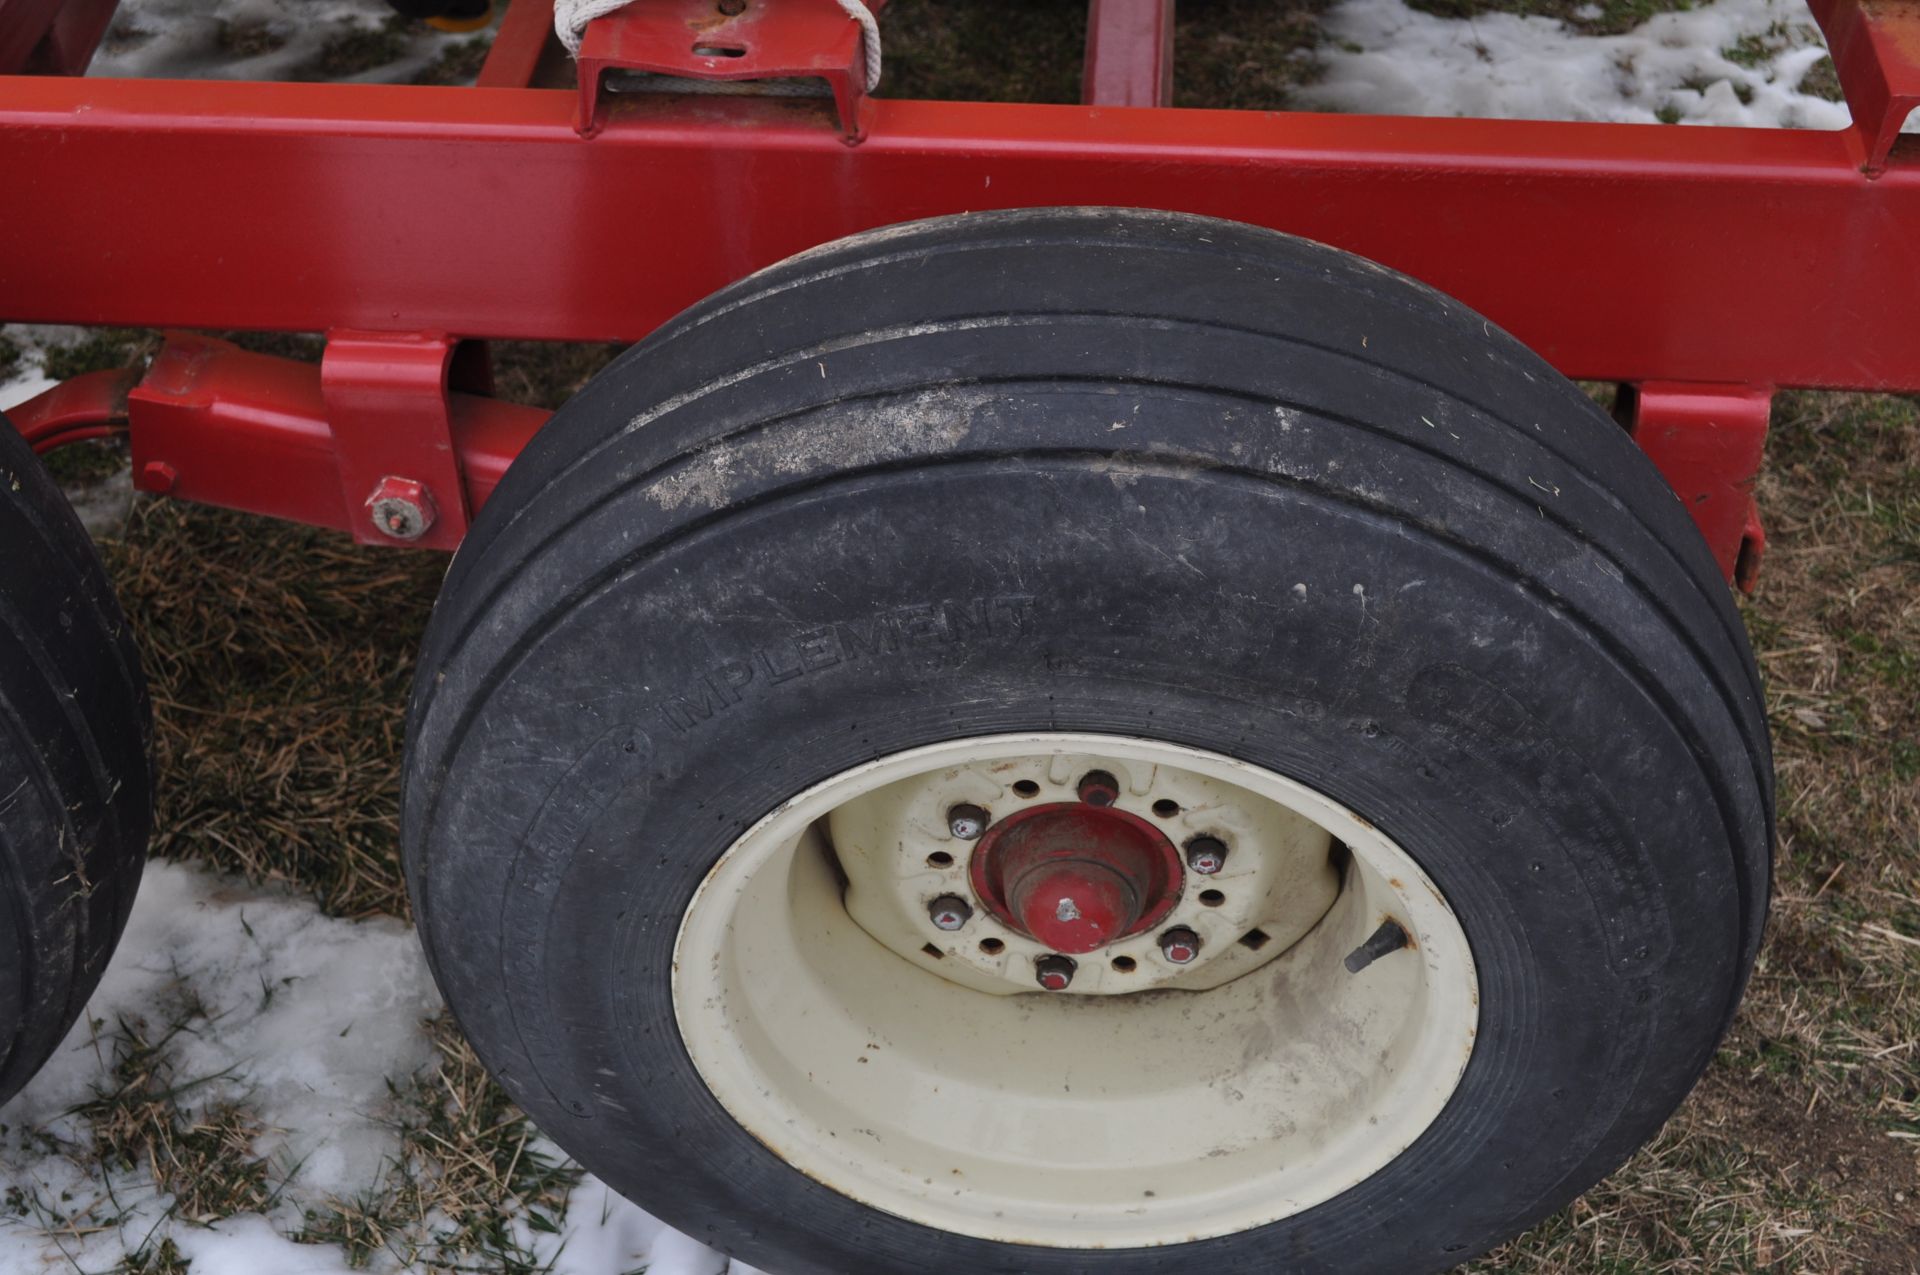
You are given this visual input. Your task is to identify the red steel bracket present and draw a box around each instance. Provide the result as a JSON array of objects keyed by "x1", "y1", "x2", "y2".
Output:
[
  {"x1": 1806, "y1": 0, "x2": 1920, "y2": 176},
  {"x1": 127, "y1": 334, "x2": 545, "y2": 544},
  {"x1": 320, "y1": 331, "x2": 472, "y2": 550},
  {"x1": 1620, "y1": 383, "x2": 1772, "y2": 591},
  {"x1": 1083, "y1": 0, "x2": 1175, "y2": 108},
  {"x1": 575, "y1": 0, "x2": 881, "y2": 141}
]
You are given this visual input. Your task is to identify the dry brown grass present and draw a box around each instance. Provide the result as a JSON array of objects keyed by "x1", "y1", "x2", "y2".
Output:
[
  {"x1": 102, "y1": 503, "x2": 442, "y2": 920},
  {"x1": 5, "y1": 991, "x2": 288, "y2": 1270},
  {"x1": 71, "y1": 1001, "x2": 282, "y2": 1226},
  {"x1": 297, "y1": 1015, "x2": 580, "y2": 1272}
]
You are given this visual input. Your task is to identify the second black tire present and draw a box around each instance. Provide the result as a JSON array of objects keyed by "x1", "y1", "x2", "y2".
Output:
[
  {"x1": 403, "y1": 209, "x2": 1772, "y2": 1273},
  {"x1": 0, "y1": 418, "x2": 151, "y2": 1108}
]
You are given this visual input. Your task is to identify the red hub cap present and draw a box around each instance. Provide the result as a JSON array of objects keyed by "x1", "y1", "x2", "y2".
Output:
[{"x1": 968, "y1": 802, "x2": 1183, "y2": 954}]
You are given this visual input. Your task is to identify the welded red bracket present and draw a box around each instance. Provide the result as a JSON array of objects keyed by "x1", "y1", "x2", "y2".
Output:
[
  {"x1": 1620, "y1": 383, "x2": 1771, "y2": 592},
  {"x1": 574, "y1": 0, "x2": 882, "y2": 141},
  {"x1": 320, "y1": 332, "x2": 471, "y2": 550},
  {"x1": 1083, "y1": 0, "x2": 1175, "y2": 108},
  {"x1": 127, "y1": 334, "x2": 545, "y2": 543},
  {"x1": 1806, "y1": 0, "x2": 1920, "y2": 176}
]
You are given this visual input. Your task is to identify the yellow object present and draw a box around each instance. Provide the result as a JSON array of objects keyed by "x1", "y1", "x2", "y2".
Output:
[{"x1": 427, "y1": 3, "x2": 493, "y2": 33}]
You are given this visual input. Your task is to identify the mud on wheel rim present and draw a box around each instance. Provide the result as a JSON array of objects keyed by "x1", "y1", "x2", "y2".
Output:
[{"x1": 674, "y1": 732, "x2": 1477, "y2": 1247}]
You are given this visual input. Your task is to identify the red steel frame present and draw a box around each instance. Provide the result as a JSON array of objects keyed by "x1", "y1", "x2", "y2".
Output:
[{"x1": 3, "y1": 0, "x2": 1917, "y2": 578}]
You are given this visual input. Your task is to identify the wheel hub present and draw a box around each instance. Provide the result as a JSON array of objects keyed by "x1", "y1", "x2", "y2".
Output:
[{"x1": 969, "y1": 802, "x2": 1181, "y2": 953}]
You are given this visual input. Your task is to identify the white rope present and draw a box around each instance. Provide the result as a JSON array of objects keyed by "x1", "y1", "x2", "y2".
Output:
[
  {"x1": 555, "y1": 0, "x2": 882, "y2": 91},
  {"x1": 553, "y1": 0, "x2": 631, "y2": 55}
]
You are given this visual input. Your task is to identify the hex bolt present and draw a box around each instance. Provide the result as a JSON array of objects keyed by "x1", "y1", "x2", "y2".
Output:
[
  {"x1": 1158, "y1": 926, "x2": 1202, "y2": 965},
  {"x1": 139, "y1": 460, "x2": 178, "y2": 495},
  {"x1": 1076, "y1": 770, "x2": 1120, "y2": 807},
  {"x1": 1034, "y1": 954, "x2": 1077, "y2": 991},
  {"x1": 366, "y1": 476, "x2": 437, "y2": 542},
  {"x1": 928, "y1": 894, "x2": 973, "y2": 931},
  {"x1": 946, "y1": 803, "x2": 990, "y2": 840},
  {"x1": 1343, "y1": 919, "x2": 1411, "y2": 974},
  {"x1": 1185, "y1": 835, "x2": 1228, "y2": 875}
]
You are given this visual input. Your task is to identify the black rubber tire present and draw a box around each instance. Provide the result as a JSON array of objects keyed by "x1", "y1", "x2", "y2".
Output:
[
  {"x1": 403, "y1": 209, "x2": 1772, "y2": 1274},
  {"x1": 0, "y1": 418, "x2": 151, "y2": 1108}
]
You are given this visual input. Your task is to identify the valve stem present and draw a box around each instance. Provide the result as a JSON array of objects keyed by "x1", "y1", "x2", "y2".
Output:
[{"x1": 1344, "y1": 919, "x2": 1411, "y2": 973}]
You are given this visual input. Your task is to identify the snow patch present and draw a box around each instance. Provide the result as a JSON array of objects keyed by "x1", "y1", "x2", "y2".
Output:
[
  {"x1": 0, "y1": 326, "x2": 92, "y2": 412},
  {"x1": 91, "y1": 0, "x2": 468, "y2": 84},
  {"x1": 1303, "y1": 0, "x2": 1861, "y2": 131},
  {"x1": 0, "y1": 863, "x2": 735, "y2": 1274}
]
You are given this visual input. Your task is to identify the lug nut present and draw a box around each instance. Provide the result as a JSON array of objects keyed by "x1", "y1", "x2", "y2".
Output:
[
  {"x1": 1076, "y1": 770, "x2": 1120, "y2": 807},
  {"x1": 366, "y1": 475, "x2": 437, "y2": 542},
  {"x1": 1185, "y1": 836, "x2": 1228, "y2": 875},
  {"x1": 1034, "y1": 954, "x2": 1077, "y2": 991},
  {"x1": 947, "y1": 803, "x2": 989, "y2": 840},
  {"x1": 1158, "y1": 926, "x2": 1202, "y2": 965},
  {"x1": 928, "y1": 894, "x2": 973, "y2": 931}
]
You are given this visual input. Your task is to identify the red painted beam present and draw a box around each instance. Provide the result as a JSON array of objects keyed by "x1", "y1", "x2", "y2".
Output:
[
  {"x1": 1083, "y1": 0, "x2": 1175, "y2": 107},
  {"x1": 1, "y1": 77, "x2": 1918, "y2": 391}
]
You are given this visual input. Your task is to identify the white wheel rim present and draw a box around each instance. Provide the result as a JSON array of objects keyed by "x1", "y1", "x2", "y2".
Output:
[{"x1": 673, "y1": 733, "x2": 1478, "y2": 1248}]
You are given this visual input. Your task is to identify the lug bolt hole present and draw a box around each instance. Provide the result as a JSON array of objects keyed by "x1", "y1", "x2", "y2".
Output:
[
  {"x1": 979, "y1": 937, "x2": 1005, "y2": 955},
  {"x1": 1077, "y1": 770, "x2": 1120, "y2": 806},
  {"x1": 1012, "y1": 779, "x2": 1041, "y2": 798},
  {"x1": 926, "y1": 851, "x2": 955, "y2": 868},
  {"x1": 1110, "y1": 955, "x2": 1137, "y2": 973},
  {"x1": 1199, "y1": 888, "x2": 1226, "y2": 907},
  {"x1": 1152, "y1": 799, "x2": 1180, "y2": 818},
  {"x1": 947, "y1": 804, "x2": 989, "y2": 840}
]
